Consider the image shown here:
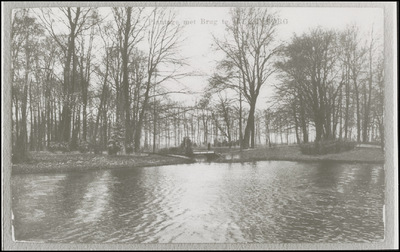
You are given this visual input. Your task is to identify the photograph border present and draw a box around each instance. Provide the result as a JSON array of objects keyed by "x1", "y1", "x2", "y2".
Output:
[{"x1": 2, "y1": 1, "x2": 397, "y2": 250}]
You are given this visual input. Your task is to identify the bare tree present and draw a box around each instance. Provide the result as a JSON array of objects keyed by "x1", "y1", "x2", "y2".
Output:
[{"x1": 212, "y1": 7, "x2": 282, "y2": 148}]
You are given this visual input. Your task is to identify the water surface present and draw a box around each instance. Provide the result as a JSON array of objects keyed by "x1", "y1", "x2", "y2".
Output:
[{"x1": 11, "y1": 161, "x2": 384, "y2": 243}]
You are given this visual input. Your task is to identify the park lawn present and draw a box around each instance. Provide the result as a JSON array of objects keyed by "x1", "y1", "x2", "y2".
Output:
[
  {"x1": 11, "y1": 151, "x2": 195, "y2": 174},
  {"x1": 215, "y1": 145, "x2": 385, "y2": 164}
]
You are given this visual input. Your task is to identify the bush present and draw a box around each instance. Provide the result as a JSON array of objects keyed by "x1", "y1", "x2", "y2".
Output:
[
  {"x1": 158, "y1": 137, "x2": 194, "y2": 157},
  {"x1": 181, "y1": 137, "x2": 194, "y2": 157},
  {"x1": 300, "y1": 139, "x2": 356, "y2": 155},
  {"x1": 107, "y1": 139, "x2": 122, "y2": 155}
]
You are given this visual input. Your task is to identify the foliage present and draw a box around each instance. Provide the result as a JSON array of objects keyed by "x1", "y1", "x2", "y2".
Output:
[{"x1": 299, "y1": 139, "x2": 356, "y2": 155}]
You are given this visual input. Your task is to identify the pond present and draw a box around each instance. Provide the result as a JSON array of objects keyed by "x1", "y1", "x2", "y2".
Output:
[{"x1": 11, "y1": 161, "x2": 384, "y2": 243}]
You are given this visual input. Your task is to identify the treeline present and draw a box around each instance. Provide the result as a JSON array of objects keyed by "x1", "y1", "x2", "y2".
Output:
[
  {"x1": 11, "y1": 7, "x2": 384, "y2": 161},
  {"x1": 11, "y1": 7, "x2": 191, "y2": 159},
  {"x1": 273, "y1": 25, "x2": 384, "y2": 146}
]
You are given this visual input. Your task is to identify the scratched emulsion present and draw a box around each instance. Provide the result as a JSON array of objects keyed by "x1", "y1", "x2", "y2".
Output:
[{"x1": 11, "y1": 161, "x2": 384, "y2": 243}]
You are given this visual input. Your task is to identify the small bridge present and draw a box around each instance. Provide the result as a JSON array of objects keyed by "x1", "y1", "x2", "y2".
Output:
[{"x1": 192, "y1": 151, "x2": 224, "y2": 160}]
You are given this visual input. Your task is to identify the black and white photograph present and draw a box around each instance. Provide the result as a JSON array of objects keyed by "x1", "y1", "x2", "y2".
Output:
[{"x1": 2, "y1": 1, "x2": 397, "y2": 250}]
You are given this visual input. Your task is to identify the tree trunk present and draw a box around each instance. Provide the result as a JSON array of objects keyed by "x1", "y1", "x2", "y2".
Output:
[
  {"x1": 123, "y1": 8, "x2": 132, "y2": 152},
  {"x1": 354, "y1": 79, "x2": 361, "y2": 142},
  {"x1": 243, "y1": 99, "x2": 256, "y2": 148}
]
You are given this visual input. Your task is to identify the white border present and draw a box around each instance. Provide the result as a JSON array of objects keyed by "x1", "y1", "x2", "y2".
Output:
[{"x1": 2, "y1": 2, "x2": 397, "y2": 250}]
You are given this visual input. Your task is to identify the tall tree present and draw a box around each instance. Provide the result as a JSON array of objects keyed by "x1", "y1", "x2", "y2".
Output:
[
  {"x1": 212, "y1": 7, "x2": 282, "y2": 148},
  {"x1": 112, "y1": 7, "x2": 146, "y2": 152}
]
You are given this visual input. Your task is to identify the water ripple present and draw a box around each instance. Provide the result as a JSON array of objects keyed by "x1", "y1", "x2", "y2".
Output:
[{"x1": 11, "y1": 161, "x2": 384, "y2": 243}]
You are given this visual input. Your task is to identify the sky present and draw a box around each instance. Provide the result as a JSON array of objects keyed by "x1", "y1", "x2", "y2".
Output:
[{"x1": 163, "y1": 7, "x2": 384, "y2": 107}]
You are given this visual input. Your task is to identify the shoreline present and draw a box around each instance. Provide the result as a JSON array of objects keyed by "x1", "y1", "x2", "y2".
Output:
[
  {"x1": 216, "y1": 146, "x2": 384, "y2": 165},
  {"x1": 11, "y1": 146, "x2": 384, "y2": 174},
  {"x1": 11, "y1": 153, "x2": 195, "y2": 175},
  {"x1": 215, "y1": 156, "x2": 384, "y2": 165}
]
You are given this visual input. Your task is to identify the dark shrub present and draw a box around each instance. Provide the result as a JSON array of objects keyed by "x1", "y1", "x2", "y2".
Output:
[
  {"x1": 181, "y1": 137, "x2": 192, "y2": 148},
  {"x1": 107, "y1": 140, "x2": 122, "y2": 155},
  {"x1": 180, "y1": 137, "x2": 194, "y2": 157},
  {"x1": 159, "y1": 137, "x2": 194, "y2": 157}
]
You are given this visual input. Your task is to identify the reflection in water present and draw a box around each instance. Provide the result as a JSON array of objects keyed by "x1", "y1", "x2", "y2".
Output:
[{"x1": 11, "y1": 161, "x2": 384, "y2": 243}]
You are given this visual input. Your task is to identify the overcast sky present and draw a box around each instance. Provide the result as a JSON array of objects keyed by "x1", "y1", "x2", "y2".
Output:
[{"x1": 165, "y1": 7, "x2": 384, "y2": 107}]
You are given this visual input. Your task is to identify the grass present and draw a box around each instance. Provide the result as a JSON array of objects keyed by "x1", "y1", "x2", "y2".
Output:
[
  {"x1": 211, "y1": 145, "x2": 384, "y2": 164},
  {"x1": 11, "y1": 144, "x2": 384, "y2": 174},
  {"x1": 12, "y1": 151, "x2": 195, "y2": 174}
]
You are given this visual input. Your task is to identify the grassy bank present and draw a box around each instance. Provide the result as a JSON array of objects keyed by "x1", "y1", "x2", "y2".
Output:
[
  {"x1": 212, "y1": 145, "x2": 384, "y2": 164},
  {"x1": 12, "y1": 152, "x2": 195, "y2": 174},
  {"x1": 12, "y1": 145, "x2": 384, "y2": 174}
]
